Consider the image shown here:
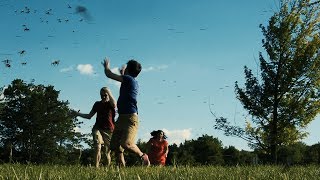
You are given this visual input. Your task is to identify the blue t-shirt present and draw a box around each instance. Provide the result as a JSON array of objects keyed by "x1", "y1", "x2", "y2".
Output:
[{"x1": 117, "y1": 75, "x2": 138, "y2": 114}]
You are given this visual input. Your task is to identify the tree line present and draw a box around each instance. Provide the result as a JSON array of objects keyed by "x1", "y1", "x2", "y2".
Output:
[{"x1": 0, "y1": 79, "x2": 320, "y2": 166}]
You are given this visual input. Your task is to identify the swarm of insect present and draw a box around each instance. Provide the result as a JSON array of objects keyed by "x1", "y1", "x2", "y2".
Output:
[
  {"x1": 75, "y1": 5, "x2": 92, "y2": 21},
  {"x1": 18, "y1": 50, "x2": 26, "y2": 55},
  {"x1": 2, "y1": 59, "x2": 11, "y2": 68},
  {"x1": 51, "y1": 60, "x2": 60, "y2": 66}
]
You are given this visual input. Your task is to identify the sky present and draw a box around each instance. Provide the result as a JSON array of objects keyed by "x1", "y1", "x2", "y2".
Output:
[{"x1": 1, "y1": 0, "x2": 319, "y2": 151}]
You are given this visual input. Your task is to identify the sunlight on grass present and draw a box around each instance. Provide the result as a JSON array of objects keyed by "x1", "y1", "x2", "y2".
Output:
[{"x1": 0, "y1": 164, "x2": 320, "y2": 179}]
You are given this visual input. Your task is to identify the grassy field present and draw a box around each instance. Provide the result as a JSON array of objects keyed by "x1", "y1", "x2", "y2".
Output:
[{"x1": 0, "y1": 164, "x2": 319, "y2": 179}]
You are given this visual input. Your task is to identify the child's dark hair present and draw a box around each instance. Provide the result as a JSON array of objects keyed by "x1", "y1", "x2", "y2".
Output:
[
  {"x1": 126, "y1": 59, "x2": 141, "y2": 77},
  {"x1": 150, "y1": 130, "x2": 167, "y2": 139}
]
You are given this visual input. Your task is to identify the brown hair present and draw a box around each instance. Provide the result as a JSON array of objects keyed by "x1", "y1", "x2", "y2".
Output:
[
  {"x1": 126, "y1": 59, "x2": 141, "y2": 77},
  {"x1": 150, "y1": 130, "x2": 167, "y2": 139}
]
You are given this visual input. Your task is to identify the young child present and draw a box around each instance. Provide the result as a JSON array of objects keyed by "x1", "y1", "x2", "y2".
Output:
[
  {"x1": 73, "y1": 87, "x2": 116, "y2": 168},
  {"x1": 102, "y1": 58, "x2": 150, "y2": 167}
]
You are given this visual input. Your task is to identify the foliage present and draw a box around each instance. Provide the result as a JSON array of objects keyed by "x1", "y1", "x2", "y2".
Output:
[
  {"x1": 0, "y1": 79, "x2": 319, "y2": 167},
  {"x1": 167, "y1": 143, "x2": 179, "y2": 166},
  {"x1": 223, "y1": 146, "x2": 240, "y2": 166},
  {"x1": 304, "y1": 142, "x2": 320, "y2": 164},
  {"x1": 239, "y1": 150, "x2": 258, "y2": 165},
  {"x1": 277, "y1": 142, "x2": 307, "y2": 164},
  {"x1": 173, "y1": 135, "x2": 224, "y2": 166},
  {"x1": 0, "y1": 79, "x2": 83, "y2": 164},
  {"x1": 214, "y1": 0, "x2": 320, "y2": 163}
]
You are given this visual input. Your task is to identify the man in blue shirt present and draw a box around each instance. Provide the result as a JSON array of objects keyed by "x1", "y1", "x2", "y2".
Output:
[{"x1": 102, "y1": 58, "x2": 150, "y2": 167}]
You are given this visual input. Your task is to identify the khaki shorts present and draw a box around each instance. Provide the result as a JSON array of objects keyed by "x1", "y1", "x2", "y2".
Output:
[
  {"x1": 92, "y1": 128, "x2": 112, "y2": 148},
  {"x1": 110, "y1": 114, "x2": 139, "y2": 152}
]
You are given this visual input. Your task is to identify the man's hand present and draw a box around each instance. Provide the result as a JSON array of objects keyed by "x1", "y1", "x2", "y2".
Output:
[
  {"x1": 102, "y1": 57, "x2": 123, "y2": 82},
  {"x1": 102, "y1": 58, "x2": 110, "y2": 70}
]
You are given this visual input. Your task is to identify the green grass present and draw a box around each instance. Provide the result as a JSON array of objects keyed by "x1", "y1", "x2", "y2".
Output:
[{"x1": 0, "y1": 164, "x2": 319, "y2": 179}]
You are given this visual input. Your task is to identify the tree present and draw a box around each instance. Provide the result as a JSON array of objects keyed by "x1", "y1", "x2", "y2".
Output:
[
  {"x1": 239, "y1": 150, "x2": 258, "y2": 165},
  {"x1": 214, "y1": 0, "x2": 320, "y2": 163},
  {"x1": 176, "y1": 135, "x2": 224, "y2": 165},
  {"x1": 0, "y1": 79, "x2": 83, "y2": 163},
  {"x1": 223, "y1": 146, "x2": 240, "y2": 166},
  {"x1": 167, "y1": 143, "x2": 179, "y2": 166},
  {"x1": 304, "y1": 142, "x2": 320, "y2": 164},
  {"x1": 192, "y1": 135, "x2": 224, "y2": 165},
  {"x1": 175, "y1": 140, "x2": 197, "y2": 165},
  {"x1": 277, "y1": 142, "x2": 307, "y2": 165}
]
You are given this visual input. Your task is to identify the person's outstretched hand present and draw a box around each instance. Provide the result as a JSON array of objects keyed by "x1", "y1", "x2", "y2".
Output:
[
  {"x1": 102, "y1": 57, "x2": 110, "y2": 70},
  {"x1": 69, "y1": 109, "x2": 80, "y2": 117}
]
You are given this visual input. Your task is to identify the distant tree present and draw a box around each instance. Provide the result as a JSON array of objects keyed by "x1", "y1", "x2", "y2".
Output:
[
  {"x1": 214, "y1": 0, "x2": 320, "y2": 163},
  {"x1": 192, "y1": 135, "x2": 224, "y2": 165},
  {"x1": 80, "y1": 148, "x2": 94, "y2": 166},
  {"x1": 0, "y1": 79, "x2": 83, "y2": 163},
  {"x1": 277, "y1": 142, "x2": 307, "y2": 165},
  {"x1": 304, "y1": 142, "x2": 320, "y2": 164},
  {"x1": 176, "y1": 135, "x2": 224, "y2": 165},
  {"x1": 223, "y1": 146, "x2": 240, "y2": 166},
  {"x1": 176, "y1": 140, "x2": 197, "y2": 165},
  {"x1": 239, "y1": 150, "x2": 258, "y2": 165},
  {"x1": 167, "y1": 143, "x2": 179, "y2": 166}
]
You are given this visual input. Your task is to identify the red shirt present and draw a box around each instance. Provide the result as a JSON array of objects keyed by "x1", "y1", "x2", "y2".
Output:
[
  {"x1": 91, "y1": 101, "x2": 115, "y2": 131},
  {"x1": 147, "y1": 138, "x2": 168, "y2": 165}
]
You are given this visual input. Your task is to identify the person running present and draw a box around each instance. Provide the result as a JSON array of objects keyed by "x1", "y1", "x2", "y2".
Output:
[
  {"x1": 73, "y1": 87, "x2": 116, "y2": 168},
  {"x1": 146, "y1": 130, "x2": 169, "y2": 166},
  {"x1": 102, "y1": 58, "x2": 150, "y2": 167}
]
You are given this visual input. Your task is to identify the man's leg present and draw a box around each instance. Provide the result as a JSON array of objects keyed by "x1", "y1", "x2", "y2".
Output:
[
  {"x1": 121, "y1": 143, "x2": 143, "y2": 156},
  {"x1": 120, "y1": 114, "x2": 150, "y2": 166},
  {"x1": 116, "y1": 151, "x2": 125, "y2": 167},
  {"x1": 110, "y1": 118, "x2": 126, "y2": 167}
]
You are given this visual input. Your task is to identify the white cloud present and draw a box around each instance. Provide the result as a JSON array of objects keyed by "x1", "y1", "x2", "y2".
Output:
[
  {"x1": 76, "y1": 64, "x2": 95, "y2": 75},
  {"x1": 0, "y1": 86, "x2": 7, "y2": 101},
  {"x1": 163, "y1": 128, "x2": 192, "y2": 145},
  {"x1": 142, "y1": 65, "x2": 168, "y2": 72},
  {"x1": 0, "y1": 92, "x2": 4, "y2": 100},
  {"x1": 60, "y1": 66, "x2": 73, "y2": 73},
  {"x1": 143, "y1": 66, "x2": 154, "y2": 72},
  {"x1": 111, "y1": 67, "x2": 120, "y2": 74}
]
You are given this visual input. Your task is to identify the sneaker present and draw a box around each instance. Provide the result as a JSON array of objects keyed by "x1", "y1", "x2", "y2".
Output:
[{"x1": 141, "y1": 153, "x2": 150, "y2": 166}]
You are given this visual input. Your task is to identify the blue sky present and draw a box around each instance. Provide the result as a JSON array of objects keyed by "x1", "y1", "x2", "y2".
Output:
[{"x1": 1, "y1": 0, "x2": 319, "y2": 150}]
